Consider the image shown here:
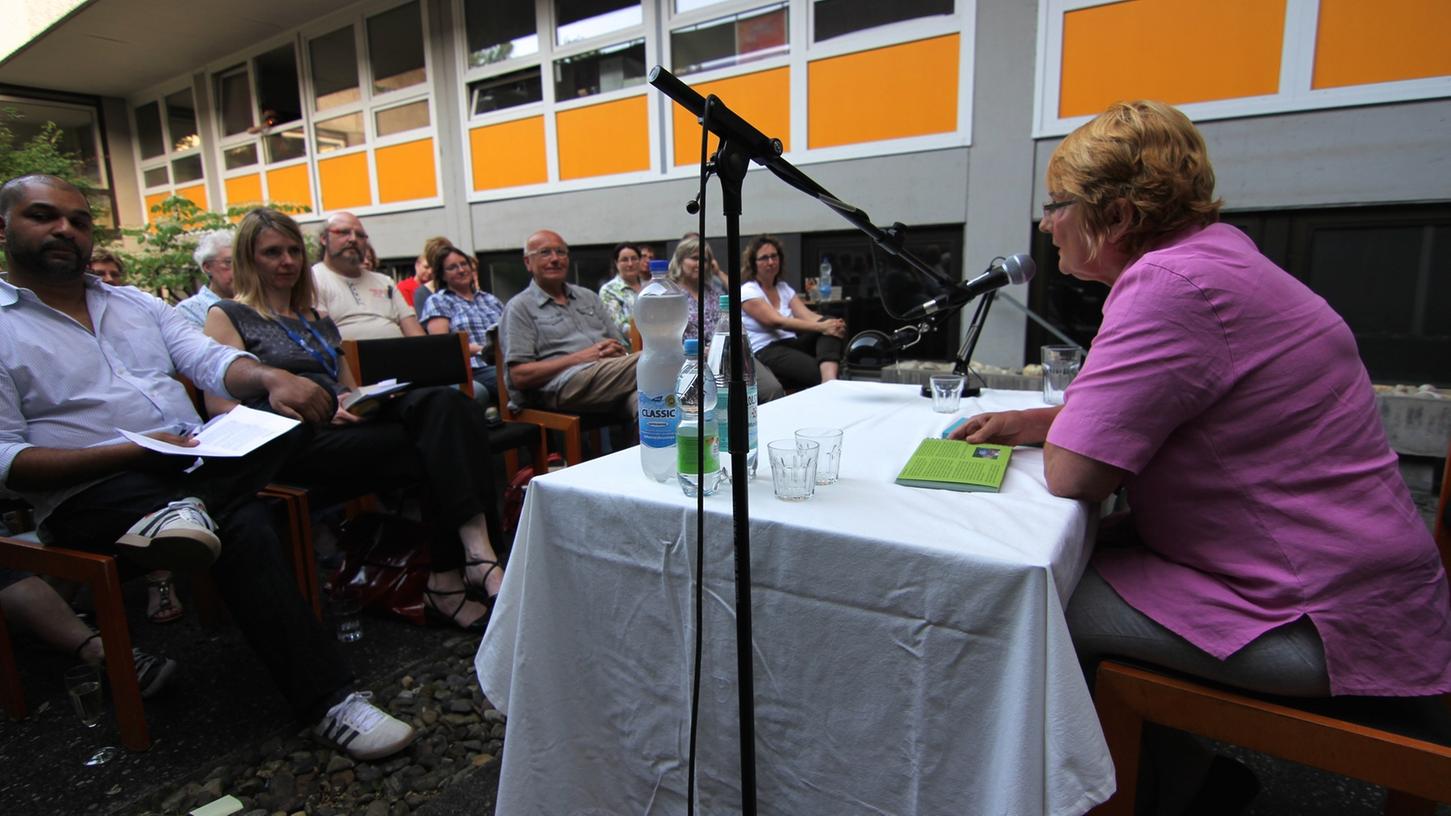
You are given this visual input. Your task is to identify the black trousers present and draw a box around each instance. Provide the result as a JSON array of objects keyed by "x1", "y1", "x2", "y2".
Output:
[
  {"x1": 756, "y1": 333, "x2": 845, "y2": 392},
  {"x1": 44, "y1": 426, "x2": 353, "y2": 723},
  {"x1": 276, "y1": 386, "x2": 502, "y2": 573}
]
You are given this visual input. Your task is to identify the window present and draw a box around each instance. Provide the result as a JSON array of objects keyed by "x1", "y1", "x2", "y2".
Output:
[
  {"x1": 468, "y1": 66, "x2": 544, "y2": 116},
  {"x1": 135, "y1": 101, "x2": 165, "y2": 159},
  {"x1": 132, "y1": 86, "x2": 208, "y2": 210},
  {"x1": 376, "y1": 99, "x2": 430, "y2": 137},
  {"x1": 812, "y1": 0, "x2": 951, "y2": 42},
  {"x1": 164, "y1": 90, "x2": 198, "y2": 151},
  {"x1": 264, "y1": 128, "x2": 308, "y2": 163},
  {"x1": 368, "y1": 1, "x2": 427, "y2": 93},
  {"x1": 672, "y1": 2, "x2": 788, "y2": 75},
  {"x1": 315, "y1": 112, "x2": 365, "y2": 153},
  {"x1": 556, "y1": 0, "x2": 642, "y2": 46},
  {"x1": 254, "y1": 44, "x2": 303, "y2": 126},
  {"x1": 223, "y1": 143, "x2": 259, "y2": 170},
  {"x1": 310, "y1": 27, "x2": 362, "y2": 111},
  {"x1": 464, "y1": 0, "x2": 538, "y2": 67},
  {"x1": 555, "y1": 39, "x2": 646, "y2": 99},
  {"x1": 216, "y1": 67, "x2": 253, "y2": 136}
]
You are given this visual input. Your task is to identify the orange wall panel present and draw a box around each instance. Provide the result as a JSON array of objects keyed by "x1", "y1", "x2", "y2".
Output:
[
  {"x1": 176, "y1": 184, "x2": 208, "y2": 211},
  {"x1": 470, "y1": 117, "x2": 549, "y2": 191},
  {"x1": 808, "y1": 35, "x2": 959, "y2": 149},
  {"x1": 1060, "y1": 0, "x2": 1285, "y2": 118},
  {"x1": 266, "y1": 165, "x2": 313, "y2": 211},
  {"x1": 672, "y1": 67, "x2": 790, "y2": 166},
  {"x1": 556, "y1": 96, "x2": 651, "y2": 181},
  {"x1": 317, "y1": 152, "x2": 373, "y2": 212},
  {"x1": 376, "y1": 138, "x2": 438, "y2": 204},
  {"x1": 1313, "y1": 0, "x2": 1451, "y2": 89},
  {"x1": 224, "y1": 174, "x2": 263, "y2": 209},
  {"x1": 143, "y1": 192, "x2": 169, "y2": 220}
]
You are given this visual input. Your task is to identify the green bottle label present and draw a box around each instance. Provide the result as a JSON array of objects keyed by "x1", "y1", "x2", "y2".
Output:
[{"x1": 676, "y1": 426, "x2": 720, "y2": 473}]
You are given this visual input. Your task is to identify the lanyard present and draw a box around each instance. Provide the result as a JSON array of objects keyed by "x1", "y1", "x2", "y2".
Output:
[{"x1": 273, "y1": 312, "x2": 339, "y2": 380}]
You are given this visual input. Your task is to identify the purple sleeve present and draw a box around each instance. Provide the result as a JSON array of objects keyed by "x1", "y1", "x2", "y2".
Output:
[{"x1": 1046, "y1": 263, "x2": 1234, "y2": 474}]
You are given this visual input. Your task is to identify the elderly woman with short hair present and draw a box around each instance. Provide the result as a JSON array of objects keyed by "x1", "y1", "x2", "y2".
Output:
[
  {"x1": 175, "y1": 228, "x2": 237, "y2": 328},
  {"x1": 955, "y1": 100, "x2": 1450, "y2": 811}
]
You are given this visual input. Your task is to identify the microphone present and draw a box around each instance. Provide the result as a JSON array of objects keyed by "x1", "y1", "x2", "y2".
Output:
[
  {"x1": 902, "y1": 254, "x2": 1035, "y2": 321},
  {"x1": 648, "y1": 66, "x2": 783, "y2": 164}
]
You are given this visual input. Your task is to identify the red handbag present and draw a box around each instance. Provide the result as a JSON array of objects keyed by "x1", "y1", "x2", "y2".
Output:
[{"x1": 327, "y1": 512, "x2": 432, "y2": 625}]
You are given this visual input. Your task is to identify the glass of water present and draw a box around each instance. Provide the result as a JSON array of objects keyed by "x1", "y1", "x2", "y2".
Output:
[
  {"x1": 332, "y1": 586, "x2": 364, "y2": 643},
  {"x1": 1040, "y1": 345, "x2": 1084, "y2": 405},
  {"x1": 64, "y1": 663, "x2": 118, "y2": 766}
]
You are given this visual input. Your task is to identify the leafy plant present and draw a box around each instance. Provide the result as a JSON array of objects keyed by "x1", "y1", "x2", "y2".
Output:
[{"x1": 1, "y1": 107, "x2": 93, "y2": 270}]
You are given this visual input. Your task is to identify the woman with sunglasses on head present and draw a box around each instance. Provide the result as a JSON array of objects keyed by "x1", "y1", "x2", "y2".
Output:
[
  {"x1": 203, "y1": 209, "x2": 506, "y2": 631},
  {"x1": 419, "y1": 244, "x2": 504, "y2": 407},
  {"x1": 739, "y1": 235, "x2": 846, "y2": 393}
]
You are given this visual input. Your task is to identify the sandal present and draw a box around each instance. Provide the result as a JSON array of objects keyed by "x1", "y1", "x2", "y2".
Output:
[
  {"x1": 146, "y1": 573, "x2": 184, "y2": 624},
  {"x1": 463, "y1": 558, "x2": 504, "y2": 602},
  {"x1": 423, "y1": 587, "x2": 488, "y2": 632}
]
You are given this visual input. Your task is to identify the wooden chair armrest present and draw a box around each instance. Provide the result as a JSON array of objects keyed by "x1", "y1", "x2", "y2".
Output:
[
  {"x1": 0, "y1": 535, "x2": 116, "y2": 583},
  {"x1": 513, "y1": 408, "x2": 583, "y2": 435}
]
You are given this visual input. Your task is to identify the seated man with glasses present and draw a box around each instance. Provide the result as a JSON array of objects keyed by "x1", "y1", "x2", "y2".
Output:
[
  {"x1": 500, "y1": 229, "x2": 637, "y2": 418},
  {"x1": 175, "y1": 229, "x2": 236, "y2": 327},
  {"x1": 310, "y1": 211, "x2": 424, "y2": 341}
]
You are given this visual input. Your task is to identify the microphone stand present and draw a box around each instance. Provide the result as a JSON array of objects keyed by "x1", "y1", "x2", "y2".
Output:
[{"x1": 649, "y1": 65, "x2": 955, "y2": 814}]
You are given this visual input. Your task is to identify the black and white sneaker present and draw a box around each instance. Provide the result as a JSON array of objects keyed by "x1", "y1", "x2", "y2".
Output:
[
  {"x1": 132, "y1": 649, "x2": 177, "y2": 699},
  {"x1": 311, "y1": 691, "x2": 415, "y2": 761},
  {"x1": 116, "y1": 497, "x2": 220, "y2": 571}
]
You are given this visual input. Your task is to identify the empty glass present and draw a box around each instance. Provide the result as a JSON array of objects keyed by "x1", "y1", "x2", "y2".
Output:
[
  {"x1": 795, "y1": 427, "x2": 843, "y2": 485},
  {"x1": 768, "y1": 439, "x2": 819, "y2": 501},
  {"x1": 332, "y1": 586, "x2": 363, "y2": 643},
  {"x1": 1041, "y1": 345, "x2": 1084, "y2": 405},
  {"x1": 929, "y1": 374, "x2": 965, "y2": 413}
]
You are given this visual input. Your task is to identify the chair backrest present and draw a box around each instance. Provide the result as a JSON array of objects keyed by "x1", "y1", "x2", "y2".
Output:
[
  {"x1": 628, "y1": 319, "x2": 642, "y2": 353},
  {"x1": 342, "y1": 332, "x2": 473, "y2": 399}
]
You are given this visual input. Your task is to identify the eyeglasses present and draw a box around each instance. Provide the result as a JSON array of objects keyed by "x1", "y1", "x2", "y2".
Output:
[
  {"x1": 527, "y1": 247, "x2": 570, "y2": 259},
  {"x1": 1041, "y1": 199, "x2": 1076, "y2": 219},
  {"x1": 442, "y1": 262, "x2": 472, "y2": 274},
  {"x1": 327, "y1": 227, "x2": 369, "y2": 241},
  {"x1": 755, "y1": 252, "x2": 780, "y2": 263},
  {"x1": 204, "y1": 258, "x2": 234, "y2": 269}
]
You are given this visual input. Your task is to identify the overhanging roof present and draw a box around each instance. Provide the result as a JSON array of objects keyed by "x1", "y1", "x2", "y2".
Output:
[{"x1": 0, "y1": 0, "x2": 344, "y2": 99}]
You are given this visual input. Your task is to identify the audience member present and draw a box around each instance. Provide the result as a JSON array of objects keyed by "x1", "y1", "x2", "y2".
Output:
[
  {"x1": 175, "y1": 228, "x2": 236, "y2": 327},
  {"x1": 740, "y1": 235, "x2": 846, "y2": 391},
  {"x1": 501, "y1": 229, "x2": 636, "y2": 416},
  {"x1": 398, "y1": 253, "x2": 431, "y2": 307},
  {"x1": 419, "y1": 245, "x2": 503, "y2": 405},
  {"x1": 311, "y1": 211, "x2": 422, "y2": 340},
  {"x1": 955, "y1": 100, "x2": 1451, "y2": 811},
  {"x1": 89, "y1": 248, "x2": 124, "y2": 286},
  {"x1": 204, "y1": 209, "x2": 505, "y2": 629},
  {"x1": 597, "y1": 242, "x2": 642, "y2": 334},
  {"x1": 412, "y1": 236, "x2": 452, "y2": 319},
  {"x1": 0, "y1": 174, "x2": 413, "y2": 759},
  {"x1": 668, "y1": 237, "x2": 784, "y2": 402},
  {"x1": 361, "y1": 243, "x2": 379, "y2": 272}
]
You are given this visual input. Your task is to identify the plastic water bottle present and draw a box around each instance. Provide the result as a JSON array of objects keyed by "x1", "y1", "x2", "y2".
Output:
[
  {"x1": 818, "y1": 256, "x2": 833, "y2": 300},
  {"x1": 677, "y1": 338, "x2": 722, "y2": 497},
  {"x1": 636, "y1": 259, "x2": 689, "y2": 482},
  {"x1": 706, "y1": 294, "x2": 758, "y2": 481}
]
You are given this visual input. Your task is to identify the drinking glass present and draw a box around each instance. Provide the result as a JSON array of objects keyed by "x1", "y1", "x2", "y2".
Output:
[
  {"x1": 795, "y1": 427, "x2": 843, "y2": 485},
  {"x1": 332, "y1": 586, "x2": 363, "y2": 643},
  {"x1": 1040, "y1": 345, "x2": 1084, "y2": 405},
  {"x1": 64, "y1": 663, "x2": 117, "y2": 766},
  {"x1": 768, "y1": 439, "x2": 819, "y2": 501},
  {"x1": 929, "y1": 374, "x2": 965, "y2": 413}
]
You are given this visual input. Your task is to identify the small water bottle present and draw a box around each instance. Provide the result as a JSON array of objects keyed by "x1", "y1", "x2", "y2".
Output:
[
  {"x1": 706, "y1": 294, "x2": 758, "y2": 481},
  {"x1": 636, "y1": 260, "x2": 689, "y2": 481},
  {"x1": 818, "y1": 256, "x2": 833, "y2": 301},
  {"x1": 676, "y1": 338, "x2": 722, "y2": 497}
]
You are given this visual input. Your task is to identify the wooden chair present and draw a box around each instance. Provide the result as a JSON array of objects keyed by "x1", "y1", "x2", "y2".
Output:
[
  {"x1": 490, "y1": 328, "x2": 631, "y2": 468},
  {"x1": 0, "y1": 533, "x2": 149, "y2": 751},
  {"x1": 1090, "y1": 442, "x2": 1451, "y2": 815},
  {"x1": 341, "y1": 331, "x2": 547, "y2": 477}
]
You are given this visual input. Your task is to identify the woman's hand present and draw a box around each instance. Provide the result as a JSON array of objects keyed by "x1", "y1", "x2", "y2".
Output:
[
  {"x1": 950, "y1": 408, "x2": 1058, "y2": 446},
  {"x1": 818, "y1": 317, "x2": 847, "y2": 339}
]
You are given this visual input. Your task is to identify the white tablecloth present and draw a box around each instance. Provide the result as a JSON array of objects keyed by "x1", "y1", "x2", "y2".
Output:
[{"x1": 477, "y1": 380, "x2": 1115, "y2": 815}]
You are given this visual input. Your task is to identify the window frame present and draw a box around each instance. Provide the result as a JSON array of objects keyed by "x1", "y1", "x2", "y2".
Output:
[{"x1": 127, "y1": 80, "x2": 209, "y2": 222}]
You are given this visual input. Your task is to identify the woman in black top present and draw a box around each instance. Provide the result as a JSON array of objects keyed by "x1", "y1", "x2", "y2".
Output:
[{"x1": 203, "y1": 209, "x2": 504, "y2": 630}]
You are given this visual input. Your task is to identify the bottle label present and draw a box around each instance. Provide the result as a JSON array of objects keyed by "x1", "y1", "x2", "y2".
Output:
[
  {"x1": 638, "y1": 391, "x2": 679, "y2": 448},
  {"x1": 676, "y1": 426, "x2": 720, "y2": 473},
  {"x1": 717, "y1": 385, "x2": 758, "y2": 450}
]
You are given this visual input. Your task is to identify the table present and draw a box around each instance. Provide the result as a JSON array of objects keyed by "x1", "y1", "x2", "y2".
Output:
[{"x1": 476, "y1": 381, "x2": 1115, "y2": 815}]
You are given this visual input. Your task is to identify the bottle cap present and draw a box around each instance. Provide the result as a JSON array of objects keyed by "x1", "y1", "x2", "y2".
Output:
[
  {"x1": 683, "y1": 337, "x2": 699, "y2": 354},
  {"x1": 718, "y1": 294, "x2": 730, "y2": 309},
  {"x1": 649, "y1": 259, "x2": 669, "y2": 276}
]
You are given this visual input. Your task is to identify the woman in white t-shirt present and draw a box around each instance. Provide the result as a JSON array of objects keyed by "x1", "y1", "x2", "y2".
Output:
[{"x1": 739, "y1": 235, "x2": 847, "y2": 392}]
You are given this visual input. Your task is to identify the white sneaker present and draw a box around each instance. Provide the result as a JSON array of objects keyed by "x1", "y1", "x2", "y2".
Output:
[
  {"x1": 116, "y1": 497, "x2": 220, "y2": 571},
  {"x1": 311, "y1": 691, "x2": 415, "y2": 761}
]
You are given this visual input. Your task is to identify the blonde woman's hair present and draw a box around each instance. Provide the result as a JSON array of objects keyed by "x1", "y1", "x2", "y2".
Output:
[
  {"x1": 1045, "y1": 100, "x2": 1222, "y2": 260},
  {"x1": 667, "y1": 236, "x2": 713, "y2": 287},
  {"x1": 232, "y1": 208, "x2": 317, "y2": 318}
]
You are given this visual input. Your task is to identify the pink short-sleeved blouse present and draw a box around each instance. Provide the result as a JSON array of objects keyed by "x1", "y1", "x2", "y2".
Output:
[{"x1": 1048, "y1": 223, "x2": 1451, "y2": 696}]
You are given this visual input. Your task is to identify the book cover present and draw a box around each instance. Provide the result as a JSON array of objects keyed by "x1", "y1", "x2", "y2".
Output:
[
  {"x1": 895, "y1": 438, "x2": 1013, "y2": 493},
  {"x1": 341, "y1": 379, "x2": 411, "y2": 417}
]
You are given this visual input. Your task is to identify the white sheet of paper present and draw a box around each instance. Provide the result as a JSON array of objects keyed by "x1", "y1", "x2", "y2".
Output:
[{"x1": 120, "y1": 405, "x2": 300, "y2": 458}]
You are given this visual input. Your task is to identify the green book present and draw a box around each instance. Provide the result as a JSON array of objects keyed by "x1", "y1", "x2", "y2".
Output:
[{"x1": 895, "y1": 438, "x2": 1013, "y2": 493}]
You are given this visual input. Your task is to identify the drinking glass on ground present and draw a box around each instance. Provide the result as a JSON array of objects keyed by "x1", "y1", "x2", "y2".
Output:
[
  {"x1": 1041, "y1": 345, "x2": 1084, "y2": 405},
  {"x1": 332, "y1": 586, "x2": 363, "y2": 643},
  {"x1": 64, "y1": 663, "x2": 118, "y2": 766},
  {"x1": 768, "y1": 439, "x2": 820, "y2": 501},
  {"x1": 929, "y1": 374, "x2": 965, "y2": 413},
  {"x1": 795, "y1": 427, "x2": 843, "y2": 485}
]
